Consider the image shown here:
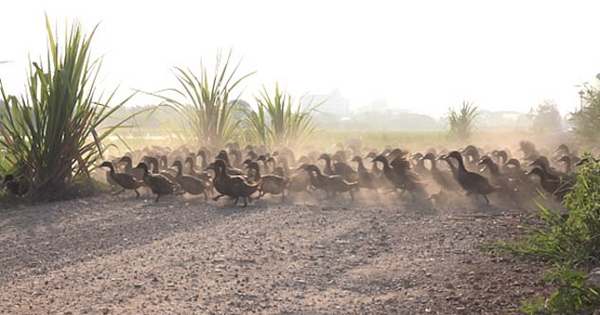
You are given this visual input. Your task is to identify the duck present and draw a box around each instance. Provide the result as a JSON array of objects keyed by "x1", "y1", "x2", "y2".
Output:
[
  {"x1": 529, "y1": 156, "x2": 563, "y2": 182},
  {"x1": 206, "y1": 159, "x2": 258, "y2": 207},
  {"x1": 255, "y1": 155, "x2": 272, "y2": 175},
  {"x1": 492, "y1": 150, "x2": 509, "y2": 165},
  {"x1": 318, "y1": 153, "x2": 358, "y2": 182},
  {"x1": 410, "y1": 152, "x2": 428, "y2": 175},
  {"x1": 556, "y1": 155, "x2": 581, "y2": 175},
  {"x1": 279, "y1": 157, "x2": 310, "y2": 195},
  {"x1": 118, "y1": 155, "x2": 145, "y2": 180},
  {"x1": 301, "y1": 164, "x2": 357, "y2": 200},
  {"x1": 501, "y1": 158, "x2": 522, "y2": 175},
  {"x1": 171, "y1": 160, "x2": 209, "y2": 200},
  {"x1": 372, "y1": 154, "x2": 427, "y2": 199},
  {"x1": 554, "y1": 143, "x2": 577, "y2": 161},
  {"x1": 442, "y1": 151, "x2": 495, "y2": 205},
  {"x1": 478, "y1": 156, "x2": 513, "y2": 195},
  {"x1": 246, "y1": 150, "x2": 258, "y2": 162},
  {"x1": 215, "y1": 150, "x2": 245, "y2": 176},
  {"x1": 3, "y1": 174, "x2": 29, "y2": 197},
  {"x1": 99, "y1": 161, "x2": 143, "y2": 198},
  {"x1": 197, "y1": 149, "x2": 210, "y2": 169},
  {"x1": 421, "y1": 153, "x2": 457, "y2": 192},
  {"x1": 246, "y1": 161, "x2": 288, "y2": 201},
  {"x1": 461, "y1": 145, "x2": 481, "y2": 170},
  {"x1": 134, "y1": 162, "x2": 177, "y2": 202},
  {"x1": 350, "y1": 156, "x2": 379, "y2": 191},
  {"x1": 526, "y1": 167, "x2": 573, "y2": 201},
  {"x1": 364, "y1": 151, "x2": 383, "y2": 177},
  {"x1": 519, "y1": 140, "x2": 540, "y2": 162},
  {"x1": 142, "y1": 156, "x2": 178, "y2": 181}
]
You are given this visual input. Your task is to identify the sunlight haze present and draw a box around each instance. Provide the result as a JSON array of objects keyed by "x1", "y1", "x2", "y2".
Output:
[{"x1": 1, "y1": 0, "x2": 600, "y2": 118}]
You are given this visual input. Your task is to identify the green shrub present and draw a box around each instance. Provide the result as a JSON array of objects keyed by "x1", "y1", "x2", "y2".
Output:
[
  {"x1": 0, "y1": 16, "x2": 135, "y2": 200},
  {"x1": 499, "y1": 155, "x2": 600, "y2": 314},
  {"x1": 447, "y1": 100, "x2": 478, "y2": 142},
  {"x1": 570, "y1": 83, "x2": 600, "y2": 148},
  {"x1": 244, "y1": 83, "x2": 319, "y2": 149},
  {"x1": 158, "y1": 49, "x2": 254, "y2": 148}
]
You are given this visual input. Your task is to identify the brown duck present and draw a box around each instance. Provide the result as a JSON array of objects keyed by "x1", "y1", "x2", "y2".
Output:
[
  {"x1": 171, "y1": 160, "x2": 209, "y2": 200},
  {"x1": 100, "y1": 161, "x2": 143, "y2": 198},
  {"x1": 443, "y1": 151, "x2": 495, "y2": 205},
  {"x1": 134, "y1": 162, "x2": 177, "y2": 202},
  {"x1": 206, "y1": 159, "x2": 258, "y2": 207}
]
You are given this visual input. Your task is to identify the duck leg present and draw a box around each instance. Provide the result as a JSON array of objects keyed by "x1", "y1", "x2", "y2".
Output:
[
  {"x1": 482, "y1": 194, "x2": 490, "y2": 205},
  {"x1": 134, "y1": 189, "x2": 140, "y2": 198}
]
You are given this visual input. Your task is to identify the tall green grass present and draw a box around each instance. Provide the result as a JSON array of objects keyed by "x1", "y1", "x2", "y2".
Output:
[
  {"x1": 158, "y1": 49, "x2": 254, "y2": 148},
  {"x1": 447, "y1": 100, "x2": 478, "y2": 142},
  {"x1": 498, "y1": 155, "x2": 600, "y2": 314},
  {"x1": 0, "y1": 16, "x2": 135, "y2": 200},
  {"x1": 244, "y1": 83, "x2": 319, "y2": 149}
]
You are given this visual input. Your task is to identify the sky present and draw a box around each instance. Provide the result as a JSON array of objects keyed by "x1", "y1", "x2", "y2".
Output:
[{"x1": 1, "y1": 0, "x2": 599, "y2": 118}]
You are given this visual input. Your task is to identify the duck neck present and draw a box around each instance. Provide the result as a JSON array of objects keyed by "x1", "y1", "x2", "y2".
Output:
[
  {"x1": 175, "y1": 163, "x2": 183, "y2": 177},
  {"x1": 356, "y1": 159, "x2": 366, "y2": 172},
  {"x1": 379, "y1": 159, "x2": 392, "y2": 172},
  {"x1": 453, "y1": 155, "x2": 467, "y2": 173},
  {"x1": 429, "y1": 158, "x2": 437, "y2": 170},
  {"x1": 251, "y1": 164, "x2": 261, "y2": 181},
  {"x1": 123, "y1": 159, "x2": 132, "y2": 172}
]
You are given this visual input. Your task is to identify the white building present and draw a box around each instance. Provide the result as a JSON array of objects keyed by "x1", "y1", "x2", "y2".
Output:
[{"x1": 301, "y1": 89, "x2": 351, "y2": 118}]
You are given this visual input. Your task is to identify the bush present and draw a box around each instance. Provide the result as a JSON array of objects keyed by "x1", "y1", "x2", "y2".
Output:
[
  {"x1": 446, "y1": 100, "x2": 478, "y2": 142},
  {"x1": 158, "y1": 49, "x2": 254, "y2": 148},
  {"x1": 571, "y1": 82, "x2": 600, "y2": 149},
  {"x1": 499, "y1": 155, "x2": 600, "y2": 314},
  {"x1": 244, "y1": 83, "x2": 319, "y2": 149},
  {"x1": 0, "y1": 16, "x2": 136, "y2": 200}
]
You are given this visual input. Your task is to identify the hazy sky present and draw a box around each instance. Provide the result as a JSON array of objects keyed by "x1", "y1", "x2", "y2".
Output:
[{"x1": 1, "y1": 0, "x2": 599, "y2": 118}]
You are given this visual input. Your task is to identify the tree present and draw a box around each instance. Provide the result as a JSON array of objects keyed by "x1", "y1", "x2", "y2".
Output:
[
  {"x1": 447, "y1": 101, "x2": 478, "y2": 140},
  {"x1": 529, "y1": 100, "x2": 563, "y2": 133},
  {"x1": 570, "y1": 83, "x2": 600, "y2": 148}
]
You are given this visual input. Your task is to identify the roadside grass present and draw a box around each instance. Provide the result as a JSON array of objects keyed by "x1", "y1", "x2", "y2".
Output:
[{"x1": 496, "y1": 155, "x2": 600, "y2": 314}]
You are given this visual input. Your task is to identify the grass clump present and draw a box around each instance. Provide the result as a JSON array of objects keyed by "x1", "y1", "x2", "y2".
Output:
[
  {"x1": 244, "y1": 83, "x2": 319, "y2": 149},
  {"x1": 0, "y1": 16, "x2": 135, "y2": 201},
  {"x1": 447, "y1": 100, "x2": 478, "y2": 142},
  {"x1": 498, "y1": 155, "x2": 600, "y2": 314},
  {"x1": 159, "y1": 49, "x2": 254, "y2": 148}
]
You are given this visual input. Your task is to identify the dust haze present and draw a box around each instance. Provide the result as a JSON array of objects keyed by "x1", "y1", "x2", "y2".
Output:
[{"x1": 96, "y1": 126, "x2": 578, "y2": 213}]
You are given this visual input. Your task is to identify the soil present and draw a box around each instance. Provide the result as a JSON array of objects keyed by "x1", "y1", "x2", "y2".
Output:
[{"x1": 0, "y1": 190, "x2": 553, "y2": 315}]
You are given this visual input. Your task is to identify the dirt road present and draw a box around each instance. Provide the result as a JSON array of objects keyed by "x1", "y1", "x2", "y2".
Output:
[{"x1": 0, "y1": 192, "x2": 550, "y2": 314}]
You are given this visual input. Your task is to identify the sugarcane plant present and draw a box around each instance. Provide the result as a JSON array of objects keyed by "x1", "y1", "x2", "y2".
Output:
[
  {"x1": 447, "y1": 100, "x2": 478, "y2": 141},
  {"x1": 0, "y1": 15, "x2": 136, "y2": 200},
  {"x1": 158, "y1": 49, "x2": 255, "y2": 148},
  {"x1": 244, "y1": 83, "x2": 319, "y2": 149}
]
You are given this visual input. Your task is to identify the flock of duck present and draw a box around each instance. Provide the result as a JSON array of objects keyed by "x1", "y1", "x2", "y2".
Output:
[{"x1": 94, "y1": 140, "x2": 586, "y2": 207}]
